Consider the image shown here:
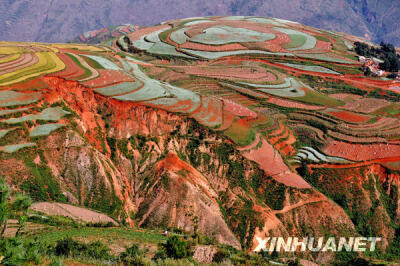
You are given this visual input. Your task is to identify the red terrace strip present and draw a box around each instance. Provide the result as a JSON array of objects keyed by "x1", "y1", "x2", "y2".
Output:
[
  {"x1": 309, "y1": 157, "x2": 400, "y2": 171},
  {"x1": 269, "y1": 126, "x2": 289, "y2": 145},
  {"x1": 244, "y1": 30, "x2": 290, "y2": 53},
  {"x1": 0, "y1": 76, "x2": 47, "y2": 91},
  {"x1": 266, "y1": 96, "x2": 324, "y2": 110},
  {"x1": 126, "y1": 24, "x2": 170, "y2": 41},
  {"x1": 215, "y1": 109, "x2": 236, "y2": 131},
  {"x1": 243, "y1": 138, "x2": 311, "y2": 189},
  {"x1": 315, "y1": 40, "x2": 332, "y2": 51},
  {"x1": 179, "y1": 65, "x2": 276, "y2": 82},
  {"x1": 223, "y1": 99, "x2": 257, "y2": 118},
  {"x1": 268, "y1": 122, "x2": 285, "y2": 137},
  {"x1": 323, "y1": 141, "x2": 400, "y2": 161},
  {"x1": 191, "y1": 96, "x2": 223, "y2": 127},
  {"x1": 52, "y1": 52, "x2": 86, "y2": 80},
  {"x1": 81, "y1": 69, "x2": 135, "y2": 88},
  {"x1": 143, "y1": 98, "x2": 197, "y2": 114},
  {"x1": 184, "y1": 20, "x2": 278, "y2": 38},
  {"x1": 326, "y1": 110, "x2": 370, "y2": 123},
  {"x1": 279, "y1": 143, "x2": 296, "y2": 156},
  {"x1": 179, "y1": 41, "x2": 248, "y2": 52}
]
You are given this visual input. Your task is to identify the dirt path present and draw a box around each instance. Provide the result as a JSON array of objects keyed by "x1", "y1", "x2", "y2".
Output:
[{"x1": 273, "y1": 195, "x2": 326, "y2": 215}]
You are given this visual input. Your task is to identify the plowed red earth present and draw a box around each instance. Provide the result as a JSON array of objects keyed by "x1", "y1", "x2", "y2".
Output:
[
  {"x1": 0, "y1": 76, "x2": 47, "y2": 91},
  {"x1": 324, "y1": 141, "x2": 400, "y2": 161},
  {"x1": 184, "y1": 20, "x2": 276, "y2": 38},
  {"x1": 245, "y1": 31, "x2": 290, "y2": 52},
  {"x1": 243, "y1": 138, "x2": 310, "y2": 189},
  {"x1": 126, "y1": 24, "x2": 170, "y2": 41},
  {"x1": 82, "y1": 69, "x2": 134, "y2": 88},
  {"x1": 52, "y1": 53, "x2": 86, "y2": 79},
  {"x1": 341, "y1": 98, "x2": 390, "y2": 113},
  {"x1": 223, "y1": 99, "x2": 257, "y2": 118},
  {"x1": 216, "y1": 109, "x2": 236, "y2": 131},
  {"x1": 179, "y1": 41, "x2": 248, "y2": 51},
  {"x1": 266, "y1": 96, "x2": 324, "y2": 110},
  {"x1": 327, "y1": 110, "x2": 370, "y2": 123},
  {"x1": 179, "y1": 65, "x2": 276, "y2": 82}
]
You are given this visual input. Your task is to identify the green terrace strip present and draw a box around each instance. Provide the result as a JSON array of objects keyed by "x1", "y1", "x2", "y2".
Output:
[
  {"x1": 94, "y1": 81, "x2": 143, "y2": 96},
  {"x1": 190, "y1": 26, "x2": 275, "y2": 45},
  {"x1": 83, "y1": 55, "x2": 121, "y2": 70},
  {"x1": 275, "y1": 27, "x2": 317, "y2": 51},
  {"x1": 280, "y1": 62, "x2": 341, "y2": 75},
  {"x1": 0, "y1": 127, "x2": 18, "y2": 139},
  {"x1": 0, "y1": 107, "x2": 30, "y2": 116},
  {"x1": 0, "y1": 91, "x2": 41, "y2": 107},
  {"x1": 180, "y1": 48, "x2": 293, "y2": 59},
  {"x1": 30, "y1": 123, "x2": 65, "y2": 137},
  {"x1": 2, "y1": 107, "x2": 70, "y2": 124},
  {"x1": 0, "y1": 142, "x2": 36, "y2": 153}
]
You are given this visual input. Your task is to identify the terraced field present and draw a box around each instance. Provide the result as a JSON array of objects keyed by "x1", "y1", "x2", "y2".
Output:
[{"x1": 1, "y1": 15, "x2": 400, "y2": 189}]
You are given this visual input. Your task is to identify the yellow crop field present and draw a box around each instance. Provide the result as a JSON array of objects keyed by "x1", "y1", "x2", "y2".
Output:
[{"x1": 0, "y1": 52, "x2": 65, "y2": 86}]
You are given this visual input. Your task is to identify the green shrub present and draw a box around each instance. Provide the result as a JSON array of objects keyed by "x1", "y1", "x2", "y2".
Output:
[
  {"x1": 53, "y1": 237, "x2": 111, "y2": 260},
  {"x1": 0, "y1": 238, "x2": 41, "y2": 266},
  {"x1": 161, "y1": 235, "x2": 192, "y2": 259},
  {"x1": 119, "y1": 243, "x2": 143, "y2": 261}
]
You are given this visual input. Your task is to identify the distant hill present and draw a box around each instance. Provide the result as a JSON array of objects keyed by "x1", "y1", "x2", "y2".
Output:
[
  {"x1": 1, "y1": 0, "x2": 400, "y2": 46},
  {"x1": 69, "y1": 24, "x2": 138, "y2": 44}
]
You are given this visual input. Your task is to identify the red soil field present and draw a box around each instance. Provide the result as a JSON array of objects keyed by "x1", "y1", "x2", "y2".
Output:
[
  {"x1": 313, "y1": 40, "x2": 331, "y2": 52},
  {"x1": 244, "y1": 31, "x2": 291, "y2": 52},
  {"x1": 274, "y1": 131, "x2": 296, "y2": 151},
  {"x1": 323, "y1": 140, "x2": 400, "y2": 161},
  {"x1": 82, "y1": 69, "x2": 135, "y2": 88},
  {"x1": 184, "y1": 20, "x2": 277, "y2": 38},
  {"x1": 268, "y1": 122, "x2": 285, "y2": 137},
  {"x1": 329, "y1": 93, "x2": 363, "y2": 101},
  {"x1": 266, "y1": 96, "x2": 324, "y2": 110},
  {"x1": 144, "y1": 98, "x2": 198, "y2": 114},
  {"x1": 126, "y1": 24, "x2": 170, "y2": 41},
  {"x1": 280, "y1": 143, "x2": 296, "y2": 156},
  {"x1": 326, "y1": 110, "x2": 370, "y2": 123},
  {"x1": 223, "y1": 99, "x2": 257, "y2": 118},
  {"x1": 178, "y1": 65, "x2": 276, "y2": 82},
  {"x1": 269, "y1": 127, "x2": 289, "y2": 145},
  {"x1": 341, "y1": 98, "x2": 390, "y2": 113},
  {"x1": 243, "y1": 138, "x2": 310, "y2": 188},
  {"x1": 344, "y1": 116, "x2": 396, "y2": 130},
  {"x1": 52, "y1": 52, "x2": 86, "y2": 80},
  {"x1": 191, "y1": 96, "x2": 223, "y2": 127},
  {"x1": 0, "y1": 76, "x2": 47, "y2": 91},
  {"x1": 179, "y1": 41, "x2": 248, "y2": 51},
  {"x1": 216, "y1": 109, "x2": 236, "y2": 131}
]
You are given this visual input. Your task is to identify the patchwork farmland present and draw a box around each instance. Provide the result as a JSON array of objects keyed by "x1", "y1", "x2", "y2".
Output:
[{"x1": 1, "y1": 16, "x2": 400, "y2": 263}]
